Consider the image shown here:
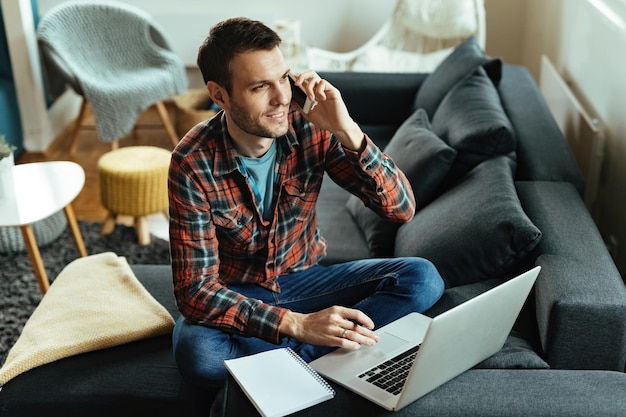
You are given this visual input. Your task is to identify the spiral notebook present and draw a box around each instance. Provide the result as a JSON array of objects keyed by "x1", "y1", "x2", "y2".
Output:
[{"x1": 224, "y1": 347, "x2": 335, "y2": 417}]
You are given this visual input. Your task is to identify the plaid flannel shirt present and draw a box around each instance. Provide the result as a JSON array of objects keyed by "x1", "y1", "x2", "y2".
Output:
[{"x1": 168, "y1": 108, "x2": 415, "y2": 344}]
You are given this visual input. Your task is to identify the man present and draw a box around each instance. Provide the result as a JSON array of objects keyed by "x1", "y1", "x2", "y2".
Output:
[{"x1": 168, "y1": 17, "x2": 444, "y2": 388}]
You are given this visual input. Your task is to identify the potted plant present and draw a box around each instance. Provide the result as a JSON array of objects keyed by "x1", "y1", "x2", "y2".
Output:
[
  {"x1": 0, "y1": 135, "x2": 17, "y2": 202},
  {"x1": 0, "y1": 134, "x2": 16, "y2": 160}
]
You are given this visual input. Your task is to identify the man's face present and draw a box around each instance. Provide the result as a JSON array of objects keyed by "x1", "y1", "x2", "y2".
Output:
[{"x1": 224, "y1": 47, "x2": 292, "y2": 141}]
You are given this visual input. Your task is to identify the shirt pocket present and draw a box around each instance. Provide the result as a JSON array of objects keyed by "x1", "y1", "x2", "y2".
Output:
[
  {"x1": 280, "y1": 174, "x2": 320, "y2": 222},
  {"x1": 211, "y1": 206, "x2": 257, "y2": 247}
]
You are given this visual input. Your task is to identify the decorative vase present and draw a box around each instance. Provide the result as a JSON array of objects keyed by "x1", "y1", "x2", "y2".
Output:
[{"x1": 0, "y1": 152, "x2": 16, "y2": 204}]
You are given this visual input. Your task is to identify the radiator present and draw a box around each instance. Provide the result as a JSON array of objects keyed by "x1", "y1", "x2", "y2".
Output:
[{"x1": 539, "y1": 55, "x2": 606, "y2": 210}]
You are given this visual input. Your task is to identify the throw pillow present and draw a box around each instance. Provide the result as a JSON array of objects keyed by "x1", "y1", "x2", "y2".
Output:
[
  {"x1": 413, "y1": 36, "x2": 502, "y2": 117},
  {"x1": 345, "y1": 196, "x2": 396, "y2": 258},
  {"x1": 431, "y1": 66, "x2": 516, "y2": 187},
  {"x1": 346, "y1": 109, "x2": 457, "y2": 257},
  {"x1": 395, "y1": 156, "x2": 542, "y2": 288},
  {"x1": 474, "y1": 331, "x2": 550, "y2": 369}
]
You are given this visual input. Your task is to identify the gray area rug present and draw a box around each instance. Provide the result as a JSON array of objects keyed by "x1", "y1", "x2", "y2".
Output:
[{"x1": 0, "y1": 221, "x2": 170, "y2": 366}]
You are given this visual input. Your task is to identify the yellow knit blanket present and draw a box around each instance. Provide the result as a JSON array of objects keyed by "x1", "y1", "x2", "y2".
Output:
[{"x1": 0, "y1": 252, "x2": 175, "y2": 386}]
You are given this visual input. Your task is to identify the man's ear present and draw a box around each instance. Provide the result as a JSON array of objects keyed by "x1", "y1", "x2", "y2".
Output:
[{"x1": 207, "y1": 81, "x2": 228, "y2": 110}]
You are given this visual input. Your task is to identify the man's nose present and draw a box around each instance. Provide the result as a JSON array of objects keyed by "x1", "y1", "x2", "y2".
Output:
[{"x1": 273, "y1": 84, "x2": 290, "y2": 106}]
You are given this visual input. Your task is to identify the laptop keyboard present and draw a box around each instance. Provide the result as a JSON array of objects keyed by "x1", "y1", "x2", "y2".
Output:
[{"x1": 357, "y1": 344, "x2": 420, "y2": 395}]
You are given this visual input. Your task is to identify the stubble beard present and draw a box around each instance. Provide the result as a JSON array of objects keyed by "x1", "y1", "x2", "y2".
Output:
[{"x1": 229, "y1": 100, "x2": 289, "y2": 139}]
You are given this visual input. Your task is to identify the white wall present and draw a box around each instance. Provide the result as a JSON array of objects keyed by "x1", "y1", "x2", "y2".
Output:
[
  {"x1": 38, "y1": 0, "x2": 395, "y2": 66},
  {"x1": 483, "y1": 0, "x2": 526, "y2": 64},
  {"x1": 515, "y1": 0, "x2": 626, "y2": 277}
]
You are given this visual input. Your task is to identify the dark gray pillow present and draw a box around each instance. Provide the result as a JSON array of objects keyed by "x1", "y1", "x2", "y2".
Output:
[
  {"x1": 414, "y1": 36, "x2": 502, "y2": 118},
  {"x1": 395, "y1": 156, "x2": 542, "y2": 288},
  {"x1": 431, "y1": 66, "x2": 516, "y2": 187},
  {"x1": 382, "y1": 109, "x2": 457, "y2": 206},
  {"x1": 345, "y1": 196, "x2": 396, "y2": 257},
  {"x1": 346, "y1": 109, "x2": 457, "y2": 257},
  {"x1": 474, "y1": 331, "x2": 550, "y2": 369}
]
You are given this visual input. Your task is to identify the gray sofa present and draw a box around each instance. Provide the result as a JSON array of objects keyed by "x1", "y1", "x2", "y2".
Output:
[{"x1": 1, "y1": 38, "x2": 625, "y2": 416}]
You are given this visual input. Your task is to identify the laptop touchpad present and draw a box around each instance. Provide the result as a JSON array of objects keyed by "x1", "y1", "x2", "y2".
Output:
[{"x1": 369, "y1": 331, "x2": 409, "y2": 353}]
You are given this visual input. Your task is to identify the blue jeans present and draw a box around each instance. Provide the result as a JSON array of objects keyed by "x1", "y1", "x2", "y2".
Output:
[{"x1": 172, "y1": 257, "x2": 444, "y2": 387}]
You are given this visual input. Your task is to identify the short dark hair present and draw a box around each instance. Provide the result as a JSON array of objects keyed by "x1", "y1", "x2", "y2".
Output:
[{"x1": 197, "y1": 17, "x2": 282, "y2": 93}]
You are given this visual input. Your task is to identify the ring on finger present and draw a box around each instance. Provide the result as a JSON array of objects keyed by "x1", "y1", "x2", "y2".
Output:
[{"x1": 341, "y1": 329, "x2": 348, "y2": 339}]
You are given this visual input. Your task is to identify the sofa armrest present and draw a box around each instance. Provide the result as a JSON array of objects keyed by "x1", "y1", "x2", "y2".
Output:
[
  {"x1": 516, "y1": 181, "x2": 626, "y2": 371},
  {"x1": 500, "y1": 65, "x2": 585, "y2": 194}
]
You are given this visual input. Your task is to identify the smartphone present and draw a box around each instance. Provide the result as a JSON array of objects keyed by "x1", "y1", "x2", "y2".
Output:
[{"x1": 288, "y1": 72, "x2": 316, "y2": 114}]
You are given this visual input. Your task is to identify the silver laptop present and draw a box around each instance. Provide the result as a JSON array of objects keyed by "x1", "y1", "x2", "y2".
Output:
[{"x1": 310, "y1": 266, "x2": 541, "y2": 412}]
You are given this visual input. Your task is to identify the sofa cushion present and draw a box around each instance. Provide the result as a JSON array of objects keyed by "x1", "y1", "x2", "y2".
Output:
[
  {"x1": 316, "y1": 175, "x2": 371, "y2": 263},
  {"x1": 431, "y1": 66, "x2": 516, "y2": 187},
  {"x1": 346, "y1": 108, "x2": 457, "y2": 257},
  {"x1": 0, "y1": 336, "x2": 214, "y2": 417},
  {"x1": 221, "y1": 369, "x2": 626, "y2": 417},
  {"x1": 0, "y1": 266, "x2": 215, "y2": 417},
  {"x1": 395, "y1": 156, "x2": 542, "y2": 288},
  {"x1": 0, "y1": 254, "x2": 175, "y2": 387},
  {"x1": 414, "y1": 36, "x2": 502, "y2": 117}
]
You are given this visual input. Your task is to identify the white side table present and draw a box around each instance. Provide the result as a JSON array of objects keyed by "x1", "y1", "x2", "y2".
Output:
[{"x1": 0, "y1": 161, "x2": 88, "y2": 293}]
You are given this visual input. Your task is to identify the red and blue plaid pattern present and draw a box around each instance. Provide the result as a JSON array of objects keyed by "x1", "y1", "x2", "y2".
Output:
[{"x1": 168, "y1": 109, "x2": 415, "y2": 343}]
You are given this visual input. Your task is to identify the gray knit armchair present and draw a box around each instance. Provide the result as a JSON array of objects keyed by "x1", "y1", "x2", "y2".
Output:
[{"x1": 37, "y1": 0, "x2": 188, "y2": 154}]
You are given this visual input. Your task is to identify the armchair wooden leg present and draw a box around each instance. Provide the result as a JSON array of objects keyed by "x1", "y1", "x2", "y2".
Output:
[
  {"x1": 155, "y1": 101, "x2": 180, "y2": 147},
  {"x1": 69, "y1": 99, "x2": 88, "y2": 156}
]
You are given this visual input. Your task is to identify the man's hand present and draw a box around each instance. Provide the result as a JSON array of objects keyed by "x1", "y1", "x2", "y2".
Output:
[
  {"x1": 291, "y1": 71, "x2": 365, "y2": 152},
  {"x1": 279, "y1": 306, "x2": 380, "y2": 350}
]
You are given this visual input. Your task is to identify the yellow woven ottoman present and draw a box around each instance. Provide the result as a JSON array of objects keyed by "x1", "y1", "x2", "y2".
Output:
[{"x1": 98, "y1": 146, "x2": 171, "y2": 245}]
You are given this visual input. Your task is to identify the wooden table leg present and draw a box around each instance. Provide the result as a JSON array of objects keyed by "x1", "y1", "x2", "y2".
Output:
[
  {"x1": 64, "y1": 203, "x2": 88, "y2": 257},
  {"x1": 19, "y1": 225, "x2": 50, "y2": 294}
]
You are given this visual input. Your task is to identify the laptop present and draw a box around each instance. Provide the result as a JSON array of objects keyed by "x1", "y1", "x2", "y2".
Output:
[{"x1": 310, "y1": 266, "x2": 541, "y2": 412}]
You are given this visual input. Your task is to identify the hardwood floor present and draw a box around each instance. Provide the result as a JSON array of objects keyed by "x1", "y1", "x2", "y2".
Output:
[{"x1": 16, "y1": 103, "x2": 178, "y2": 223}]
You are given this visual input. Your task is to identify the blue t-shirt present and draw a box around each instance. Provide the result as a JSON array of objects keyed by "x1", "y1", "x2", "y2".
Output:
[{"x1": 239, "y1": 141, "x2": 278, "y2": 221}]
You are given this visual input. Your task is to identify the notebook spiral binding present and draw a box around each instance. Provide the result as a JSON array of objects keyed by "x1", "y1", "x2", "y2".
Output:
[{"x1": 286, "y1": 347, "x2": 335, "y2": 396}]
